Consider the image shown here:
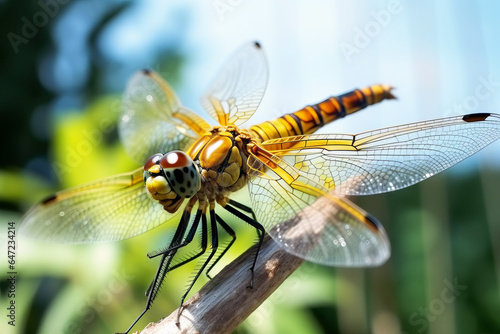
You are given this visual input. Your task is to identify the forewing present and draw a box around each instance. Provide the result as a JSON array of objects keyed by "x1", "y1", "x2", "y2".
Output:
[
  {"x1": 120, "y1": 70, "x2": 210, "y2": 164},
  {"x1": 20, "y1": 168, "x2": 180, "y2": 243},
  {"x1": 200, "y1": 42, "x2": 268, "y2": 126},
  {"x1": 260, "y1": 113, "x2": 500, "y2": 196},
  {"x1": 247, "y1": 148, "x2": 390, "y2": 266}
]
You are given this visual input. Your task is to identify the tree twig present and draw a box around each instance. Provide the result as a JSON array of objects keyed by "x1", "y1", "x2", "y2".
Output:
[{"x1": 136, "y1": 234, "x2": 304, "y2": 334}]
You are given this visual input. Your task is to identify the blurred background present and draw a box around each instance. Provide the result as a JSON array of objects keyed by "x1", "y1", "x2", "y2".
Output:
[{"x1": 1, "y1": 0, "x2": 500, "y2": 333}]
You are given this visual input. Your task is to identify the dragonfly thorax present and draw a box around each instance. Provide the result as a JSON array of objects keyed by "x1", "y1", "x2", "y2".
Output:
[{"x1": 187, "y1": 125, "x2": 253, "y2": 202}]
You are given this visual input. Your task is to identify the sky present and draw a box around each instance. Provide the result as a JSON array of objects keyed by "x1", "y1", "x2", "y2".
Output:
[{"x1": 30, "y1": 0, "x2": 500, "y2": 170}]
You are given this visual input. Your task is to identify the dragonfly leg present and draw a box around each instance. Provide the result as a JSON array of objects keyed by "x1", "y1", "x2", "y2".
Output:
[
  {"x1": 145, "y1": 210, "x2": 205, "y2": 298},
  {"x1": 223, "y1": 203, "x2": 265, "y2": 289},
  {"x1": 165, "y1": 212, "x2": 208, "y2": 273},
  {"x1": 147, "y1": 209, "x2": 203, "y2": 259},
  {"x1": 228, "y1": 199, "x2": 257, "y2": 220},
  {"x1": 206, "y1": 213, "x2": 236, "y2": 280},
  {"x1": 116, "y1": 308, "x2": 149, "y2": 334},
  {"x1": 118, "y1": 211, "x2": 191, "y2": 334},
  {"x1": 175, "y1": 209, "x2": 219, "y2": 325}
]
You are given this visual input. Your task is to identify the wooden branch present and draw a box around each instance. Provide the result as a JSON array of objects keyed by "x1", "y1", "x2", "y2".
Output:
[{"x1": 136, "y1": 234, "x2": 304, "y2": 334}]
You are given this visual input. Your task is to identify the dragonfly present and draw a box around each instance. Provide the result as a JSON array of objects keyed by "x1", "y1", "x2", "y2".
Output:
[{"x1": 21, "y1": 42, "x2": 500, "y2": 333}]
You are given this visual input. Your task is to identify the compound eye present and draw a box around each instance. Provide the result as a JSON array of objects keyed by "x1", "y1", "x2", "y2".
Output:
[
  {"x1": 160, "y1": 151, "x2": 191, "y2": 169},
  {"x1": 161, "y1": 151, "x2": 200, "y2": 198},
  {"x1": 144, "y1": 153, "x2": 163, "y2": 171}
]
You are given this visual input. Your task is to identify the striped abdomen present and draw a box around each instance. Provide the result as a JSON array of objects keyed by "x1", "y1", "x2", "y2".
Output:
[{"x1": 250, "y1": 84, "x2": 395, "y2": 142}]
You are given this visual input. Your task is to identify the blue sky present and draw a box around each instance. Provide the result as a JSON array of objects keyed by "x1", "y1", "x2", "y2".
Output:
[{"x1": 42, "y1": 0, "x2": 500, "y2": 169}]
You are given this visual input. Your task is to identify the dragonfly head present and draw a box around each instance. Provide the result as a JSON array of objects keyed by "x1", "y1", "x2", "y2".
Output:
[{"x1": 143, "y1": 151, "x2": 201, "y2": 212}]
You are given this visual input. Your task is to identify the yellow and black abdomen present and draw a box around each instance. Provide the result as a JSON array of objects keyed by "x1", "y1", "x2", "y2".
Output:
[{"x1": 250, "y1": 84, "x2": 395, "y2": 142}]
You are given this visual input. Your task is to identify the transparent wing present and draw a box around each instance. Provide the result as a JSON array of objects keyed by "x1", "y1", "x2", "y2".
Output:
[
  {"x1": 260, "y1": 113, "x2": 500, "y2": 196},
  {"x1": 247, "y1": 147, "x2": 390, "y2": 266},
  {"x1": 200, "y1": 42, "x2": 268, "y2": 127},
  {"x1": 20, "y1": 168, "x2": 181, "y2": 243},
  {"x1": 120, "y1": 70, "x2": 211, "y2": 164}
]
